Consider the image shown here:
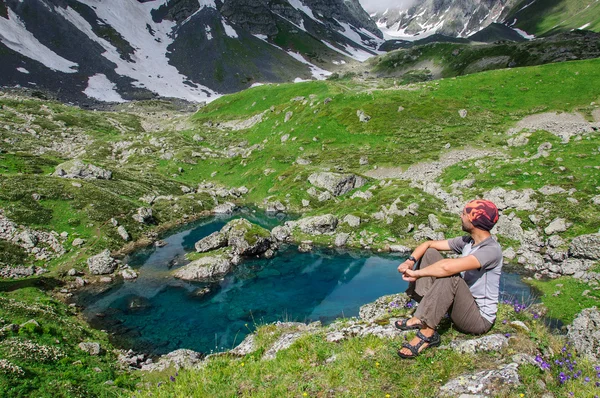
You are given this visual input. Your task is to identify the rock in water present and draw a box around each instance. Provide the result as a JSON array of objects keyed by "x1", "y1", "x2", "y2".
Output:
[
  {"x1": 87, "y1": 250, "x2": 118, "y2": 275},
  {"x1": 194, "y1": 231, "x2": 228, "y2": 253},
  {"x1": 173, "y1": 255, "x2": 233, "y2": 280}
]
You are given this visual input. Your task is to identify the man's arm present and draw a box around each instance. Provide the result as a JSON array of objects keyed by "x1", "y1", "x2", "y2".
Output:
[
  {"x1": 402, "y1": 255, "x2": 481, "y2": 282},
  {"x1": 397, "y1": 240, "x2": 452, "y2": 274}
]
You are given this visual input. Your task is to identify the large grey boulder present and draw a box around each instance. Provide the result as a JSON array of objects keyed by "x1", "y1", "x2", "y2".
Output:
[
  {"x1": 484, "y1": 187, "x2": 537, "y2": 211},
  {"x1": 439, "y1": 363, "x2": 519, "y2": 397},
  {"x1": 173, "y1": 254, "x2": 233, "y2": 281},
  {"x1": 132, "y1": 208, "x2": 153, "y2": 224},
  {"x1": 544, "y1": 218, "x2": 570, "y2": 235},
  {"x1": 569, "y1": 234, "x2": 600, "y2": 260},
  {"x1": 308, "y1": 172, "x2": 366, "y2": 196},
  {"x1": 194, "y1": 231, "x2": 228, "y2": 253},
  {"x1": 78, "y1": 342, "x2": 102, "y2": 356},
  {"x1": 141, "y1": 349, "x2": 203, "y2": 372},
  {"x1": 567, "y1": 307, "x2": 600, "y2": 360},
  {"x1": 53, "y1": 160, "x2": 112, "y2": 180},
  {"x1": 271, "y1": 225, "x2": 292, "y2": 242},
  {"x1": 224, "y1": 219, "x2": 274, "y2": 256},
  {"x1": 295, "y1": 214, "x2": 338, "y2": 235},
  {"x1": 447, "y1": 334, "x2": 508, "y2": 354},
  {"x1": 87, "y1": 250, "x2": 118, "y2": 275}
]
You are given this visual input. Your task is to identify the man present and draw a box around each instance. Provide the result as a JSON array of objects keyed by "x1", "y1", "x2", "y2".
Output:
[{"x1": 395, "y1": 199, "x2": 502, "y2": 359}]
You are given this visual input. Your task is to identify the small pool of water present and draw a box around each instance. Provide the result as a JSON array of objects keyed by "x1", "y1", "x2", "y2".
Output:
[{"x1": 75, "y1": 214, "x2": 534, "y2": 356}]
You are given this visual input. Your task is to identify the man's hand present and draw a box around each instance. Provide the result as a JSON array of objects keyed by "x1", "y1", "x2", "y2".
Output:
[
  {"x1": 402, "y1": 268, "x2": 419, "y2": 282},
  {"x1": 397, "y1": 260, "x2": 414, "y2": 274}
]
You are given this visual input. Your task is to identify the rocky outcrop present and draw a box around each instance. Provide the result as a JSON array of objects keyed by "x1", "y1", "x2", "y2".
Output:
[
  {"x1": 308, "y1": 172, "x2": 366, "y2": 196},
  {"x1": 225, "y1": 219, "x2": 274, "y2": 256},
  {"x1": 447, "y1": 334, "x2": 509, "y2": 354},
  {"x1": 359, "y1": 293, "x2": 409, "y2": 322},
  {"x1": 567, "y1": 307, "x2": 600, "y2": 361},
  {"x1": 132, "y1": 208, "x2": 154, "y2": 224},
  {"x1": 569, "y1": 234, "x2": 600, "y2": 260},
  {"x1": 194, "y1": 231, "x2": 228, "y2": 253},
  {"x1": 53, "y1": 160, "x2": 112, "y2": 180},
  {"x1": 174, "y1": 253, "x2": 233, "y2": 281},
  {"x1": 293, "y1": 214, "x2": 338, "y2": 235},
  {"x1": 141, "y1": 349, "x2": 204, "y2": 372},
  {"x1": 439, "y1": 363, "x2": 520, "y2": 397},
  {"x1": 87, "y1": 250, "x2": 118, "y2": 275}
]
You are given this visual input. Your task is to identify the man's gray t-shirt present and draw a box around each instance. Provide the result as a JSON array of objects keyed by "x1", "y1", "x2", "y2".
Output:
[{"x1": 448, "y1": 235, "x2": 503, "y2": 323}]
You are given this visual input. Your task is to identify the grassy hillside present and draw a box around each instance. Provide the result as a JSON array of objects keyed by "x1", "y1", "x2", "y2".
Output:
[
  {"x1": 506, "y1": 0, "x2": 600, "y2": 36},
  {"x1": 1, "y1": 57, "x2": 600, "y2": 396},
  {"x1": 368, "y1": 30, "x2": 600, "y2": 80}
]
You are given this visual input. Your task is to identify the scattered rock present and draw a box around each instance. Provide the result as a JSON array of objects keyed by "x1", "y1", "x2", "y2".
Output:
[
  {"x1": 447, "y1": 334, "x2": 508, "y2": 354},
  {"x1": 213, "y1": 202, "x2": 236, "y2": 214},
  {"x1": 359, "y1": 293, "x2": 409, "y2": 322},
  {"x1": 117, "y1": 226, "x2": 130, "y2": 241},
  {"x1": 195, "y1": 231, "x2": 227, "y2": 253},
  {"x1": 141, "y1": 349, "x2": 203, "y2": 372},
  {"x1": 78, "y1": 342, "x2": 102, "y2": 356},
  {"x1": 439, "y1": 363, "x2": 519, "y2": 397},
  {"x1": 271, "y1": 225, "x2": 292, "y2": 242},
  {"x1": 229, "y1": 334, "x2": 257, "y2": 356},
  {"x1": 569, "y1": 234, "x2": 600, "y2": 260},
  {"x1": 544, "y1": 218, "x2": 570, "y2": 235},
  {"x1": 72, "y1": 238, "x2": 85, "y2": 247},
  {"x1": 87, "y1": 250, "x2": 118, "y2": 275},
  {"x1": 343, "y1": 215, "x2": 361, "y2": 227},
  {"x1": 357, "y1": 109, "x2": 370, "y2": 122},
  {"x1": 335, "y1": 233, "x2": 350, "y2": 247},
  {"x1": 295, "y1": 214, "x2": 338, "y2": 235},
  {"x1": 308, "y1": 172, "x2": 366, "y2": 196},
  {"x1": 173, "y1": 254, "x2": 233, "y2": 281},
  {"x1": 53, "y1": 160, "x2": 112, "y2": 180},
  {"x1": 567, "y1": 307, "x2": 600, "y2": 361},
  {"x1": 132, "y1": 207, "x2": 153, "y2": 224},
  {"x1": 458, "y1": 109, "x2": 468, "y2": 118}
]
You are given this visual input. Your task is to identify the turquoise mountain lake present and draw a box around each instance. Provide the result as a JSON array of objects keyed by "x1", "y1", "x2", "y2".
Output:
[{"x1": 75, "y1": 212, "x2": 533, "y2": 356}]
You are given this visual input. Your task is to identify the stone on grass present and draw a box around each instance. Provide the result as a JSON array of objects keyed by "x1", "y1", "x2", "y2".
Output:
[
  {"x1": 447, "y1": 334, "x2": 508, "y2": 354},
  {"x1": 72, "y1": 238, "x2": 85, "y2": 247},
  {"x1": 458, "y1": 109, "x2": 468, "y2": 118},
  {"x1": 544, "y1": 218, "x2": 570, "y2": 235},
  {"x1": 213, "y1": 202, "x2": 236, "y2": 214},
  {"x1": 117, "y1": 226, "x2": 130, "y2": 241},
  {"x1": 79, "y1": 342, "x2": 102, "y2": 356},
  {"x1": 359, "y1": 293, "x2": 409, "y2": 322},
  {"x1": 389, "y1": 245, "x2": 411, "y2": 254},
  {"x1": 357, "y1": 109, "x2": 370, "y2": 122},
  {"x1": 308, "y1": 172, "x2": 366, "y2": 197},
  {"x1": 295, "y1": 215, "x2": 338, "y2": 235},
  {"x1": 141, "y1": 349, "x2": 203, "y2": 372},
  {"x1": 439, "y1": 363, "x2": 519, "y2": 397},
  {"x1": 54, "y1": 160, "x2": 112, "y2": 180},
  {"x1": 229, "y1": 334, "x2": 257, "y2": 356},
  {"x1": 335, "y1": 233, "x2": 350, "y2": 247},
  {"x1": 263, "y1": 332, "x2": 303, "y2": 360},
  {"x1": 343, "y1": 214, "x2": 361, "y2": 227},
  {"x1": 132, "y1": 208, "x2": 153, "y2": 224},
  {"x1": 567, "y1": 307, "x2": 600, "y2": 360},
  {"x1": 569, "y1": 234, "x2": 600, "y2": 260},
  {"x1": 87, "y1": 250, "x2": 118, "y2": 275}
]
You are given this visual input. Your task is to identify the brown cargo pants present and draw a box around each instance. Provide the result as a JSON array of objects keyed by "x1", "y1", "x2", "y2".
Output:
[{"x1": 406, "y1": 248, "x2": 493, "y2": 334}]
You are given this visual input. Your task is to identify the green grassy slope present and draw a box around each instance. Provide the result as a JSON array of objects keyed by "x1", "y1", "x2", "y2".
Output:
[
  {"x1": 506, "y1": 0, "x2": 600, "y2": 36},
  {"x1": 1, "y1": 57, "x2": 600, "y2": 396}
]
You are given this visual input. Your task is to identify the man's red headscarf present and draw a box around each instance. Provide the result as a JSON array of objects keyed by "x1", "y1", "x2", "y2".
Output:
[{"x1": 464, "y1": 200, "x2": 499, "y2": 231}]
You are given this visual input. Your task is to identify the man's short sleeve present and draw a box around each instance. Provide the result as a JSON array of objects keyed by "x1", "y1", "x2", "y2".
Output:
[
  {"x1": 448, "y1": 236, "x2": 469, "y2": 254},
  {"x1": 471, "y1": 244, "x2": 503, "y2": 270}
]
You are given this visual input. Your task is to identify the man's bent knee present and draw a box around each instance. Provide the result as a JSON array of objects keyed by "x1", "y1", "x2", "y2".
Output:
[{"x1": 421, "y1": 248, "x2": 443, "y2": 265}]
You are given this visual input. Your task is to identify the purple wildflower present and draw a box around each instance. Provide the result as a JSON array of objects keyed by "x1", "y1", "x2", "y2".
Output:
[
  {"x1": 170, "y1": 376, "x2": 176, "y2": 382},
  {"x1": 504, "y1": 333, "x2": 511, "y2": 338}
]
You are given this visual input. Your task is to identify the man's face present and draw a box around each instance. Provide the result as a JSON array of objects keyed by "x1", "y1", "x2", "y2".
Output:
[{"x1": 461, "y1": 208, "x2": 473, "y2": 232}]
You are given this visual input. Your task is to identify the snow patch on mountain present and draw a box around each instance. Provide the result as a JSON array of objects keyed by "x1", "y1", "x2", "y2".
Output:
[
  {"x1": 513, "y1": 28, "x2": 535, "y2": 39},
  {"x1": 221, "y1": 19, "x2": 238, "y2": 38},
  {"x1": 73, "y1": 0, "x2": 216, "y2": 102},
  {"x1": 16, "y1": 67, "x2": 30, "y2": 74},
  {"x1": 0, "y1": 8, "x2": 78, "y2": 73},
  {"x1": 83, "y1": 73, "x2": 126, "y2": 103},
  {"x1": 286, "y1": 51, "x2": 332, "y2": 80}
]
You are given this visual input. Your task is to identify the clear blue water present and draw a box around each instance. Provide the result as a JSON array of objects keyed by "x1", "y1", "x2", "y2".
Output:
[{"x1": 76, "y1": 213, "x2": 534, "y2": 356}]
